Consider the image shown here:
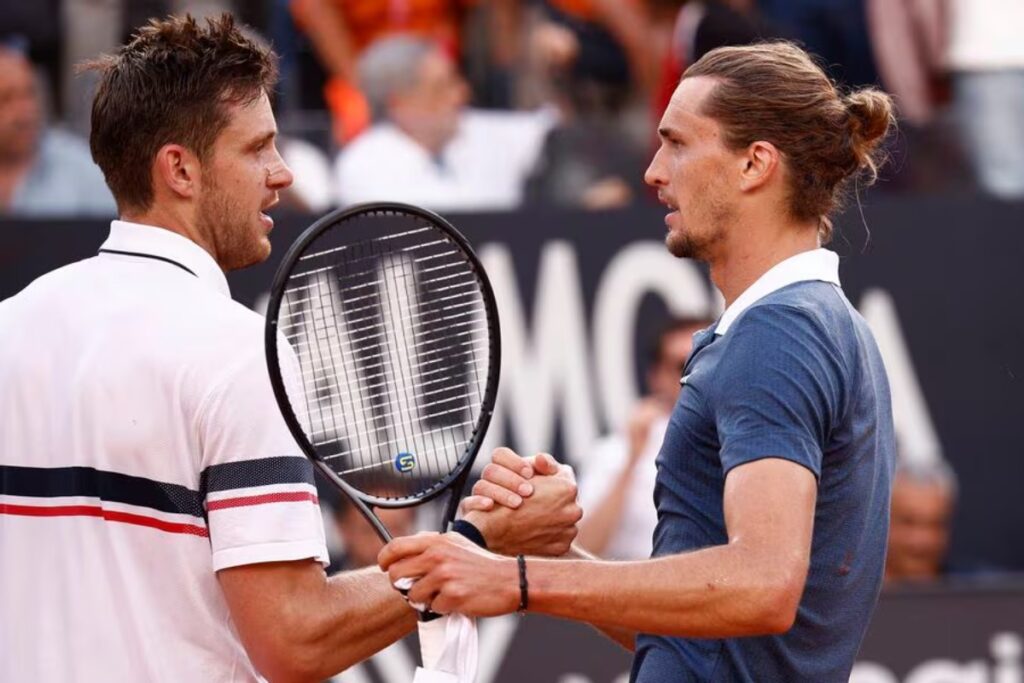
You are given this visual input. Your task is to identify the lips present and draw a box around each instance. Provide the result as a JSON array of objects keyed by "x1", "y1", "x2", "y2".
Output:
[
  {"x1": 259, "y1": 211, "x2": 274, "y2": 232},
  {"x1": 260, "y1": 195, "x2": 278, "y2": 232}
]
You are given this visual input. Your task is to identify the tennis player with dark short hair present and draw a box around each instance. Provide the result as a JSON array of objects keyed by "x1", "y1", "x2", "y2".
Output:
[
  {"x1": 0, "y1": 14, "x2": 578, "y2": 682},
  {"x1": 380, "y1": 41, "x2": 899, "y2": 682}
]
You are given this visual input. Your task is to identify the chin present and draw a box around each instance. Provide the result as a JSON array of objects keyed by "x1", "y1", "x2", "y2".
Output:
[{"x1": 666, "y1": 231, "x2": 696, "y2": 260}]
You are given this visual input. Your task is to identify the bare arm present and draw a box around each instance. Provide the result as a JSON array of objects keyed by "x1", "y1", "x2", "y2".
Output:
[
  {"x1": 218, "y1": 560, "x2": 416, "y2": 683},
  {"x1": 590, "y1": 0, "x2": 658, "y2": 94},
  {"x1": 529, "y1": 459, "x2": 814, "y2": 636},
  {"x1": 293, "y1": 0, "x2": 358, "y2": 81},
  {"x1": 381, "y1": 457, "x2": 816, "y2": 639}
]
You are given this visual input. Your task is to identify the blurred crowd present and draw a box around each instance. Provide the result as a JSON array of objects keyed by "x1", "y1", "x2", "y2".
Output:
[{"x1": 2, "y1": 0, "x2": 1024, "y2": 217}]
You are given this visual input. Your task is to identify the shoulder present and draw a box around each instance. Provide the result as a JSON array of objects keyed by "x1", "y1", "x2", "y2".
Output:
[
  {"x1": 727, "y1": 283, "x2": 848, "y2": 351},
  {"x1": 710, "y1": 286, "x2": 854, "y2": 394},
  {"x1": 3, "y1": 258, "x2": 96, "y2": 307},
  {"x1": 337, "y1": 124, "x2": 416, "y2": 167},
  {"x1": 185, "y1": 293, "x2": 267, "y2": 349}
]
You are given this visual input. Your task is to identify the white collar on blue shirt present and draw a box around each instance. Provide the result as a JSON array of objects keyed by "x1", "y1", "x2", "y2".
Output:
[
  {"x1": 714, "y1": 248, "x2": 840, "y2": 336},
  {"x1": 99, "y1": 219, "x2": 231, "y2": 297}
]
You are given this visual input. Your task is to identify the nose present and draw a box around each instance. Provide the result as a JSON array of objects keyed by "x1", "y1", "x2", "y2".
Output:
[
  {"x1": 265, "y1": 153, "x2": 294, "y2": 190},
  {"x1": 644, "y1": 146, "x2": 668, "y2": 188}
]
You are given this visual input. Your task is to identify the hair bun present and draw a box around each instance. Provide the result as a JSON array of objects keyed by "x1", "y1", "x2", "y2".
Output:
[{"x1": 844, "y1": 88, "x2": 896, "y2": 178}]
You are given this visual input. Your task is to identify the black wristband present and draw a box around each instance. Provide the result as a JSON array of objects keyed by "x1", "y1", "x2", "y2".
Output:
[
  {"x1": 517, "y1": 554, "x2": 529, "y2": 614},
  {"x1": 452, "y1": 519, "x2": 488, "y2": 550}
]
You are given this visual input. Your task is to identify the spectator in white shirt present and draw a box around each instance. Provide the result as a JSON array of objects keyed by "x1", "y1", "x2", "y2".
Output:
[
  {"x1": 577, "y1": 316, "x2": 713, "y2": 559},
  {"x1": 947, "y1": 0, "x2": 1024, "y2": 199},
  {"x1": 334, "y1": 35, "x2": 556, "y2": 212}
]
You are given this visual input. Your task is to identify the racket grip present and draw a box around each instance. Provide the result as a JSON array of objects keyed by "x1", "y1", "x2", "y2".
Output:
[{"x1": 394, "y1": 577, "x2": 444, "y2": 622}]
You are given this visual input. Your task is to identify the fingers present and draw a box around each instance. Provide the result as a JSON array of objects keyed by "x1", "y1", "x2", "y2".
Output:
[
  {"x1": 459, "y1": 495, "x2": 494, "y2": 514},
  {"x1": 528, "y1": 452, "x2": 560, "y2": 476},
  {"x1": 402, "y1": 569, "x2": 443, "y2": 610},
  {"x1": 490, "y1": 447, "x2": 535, "y2": 479},
  {"x1": 377, "y1": 531, "x2": 439, "y2": 570},
  {"x1": 483, "y1": 461, "x2": 534, "y2": 497},
  {"x1": 471, "y1": 479, "x2": 524, "y2": 509}
]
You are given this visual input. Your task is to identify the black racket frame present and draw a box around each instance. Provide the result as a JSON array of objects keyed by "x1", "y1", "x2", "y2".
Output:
[{"x1": 265, "y1": 202, "x2": 501, "y2": 543}]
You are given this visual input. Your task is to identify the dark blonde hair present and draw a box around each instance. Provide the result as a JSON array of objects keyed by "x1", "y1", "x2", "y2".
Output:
[
  {"x1": 81, "y1": 14, "x2": 277, "y2": 213},
  {"x1": 684, "y1": 41, "x2": 895, "y2": 242}
]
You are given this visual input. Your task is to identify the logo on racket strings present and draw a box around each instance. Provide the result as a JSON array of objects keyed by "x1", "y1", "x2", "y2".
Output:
[{"x1": 395, "y1": 452, "x2": 416, "y2": 473}]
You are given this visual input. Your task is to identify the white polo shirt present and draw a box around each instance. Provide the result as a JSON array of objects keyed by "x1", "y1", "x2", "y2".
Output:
[{"x1": 0, "y1": 220, "x2": 329, "y2": 682}]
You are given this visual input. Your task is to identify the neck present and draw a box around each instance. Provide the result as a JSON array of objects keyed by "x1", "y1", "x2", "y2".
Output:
[
  {"x1": 708, "y1": 214, "x2": 821, "y2": 308},
  {"x1": 122, "y1": 205, "x2": 220, "y2": 267},
  {"x1": 392, "y1": 119, "x2": 446, "y2": 157}
]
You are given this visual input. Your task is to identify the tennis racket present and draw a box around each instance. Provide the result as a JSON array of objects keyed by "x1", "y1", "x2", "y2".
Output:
[{"x1": 264, "y1": 203, "x2": 500, "y2": 624}]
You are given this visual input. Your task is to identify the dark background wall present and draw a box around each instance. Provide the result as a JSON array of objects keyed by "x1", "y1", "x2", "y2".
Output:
[{"x1": 2, "y1": 197, "x2": 1022, "y2": 573}]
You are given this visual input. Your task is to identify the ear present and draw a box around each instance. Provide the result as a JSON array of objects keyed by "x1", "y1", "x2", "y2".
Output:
[
  {"x1": 738, "y1": 140, "x2": 780, "y2": 193},
  {"x1": 152, "y1": 143, "x2": 201, "y2": 200}
]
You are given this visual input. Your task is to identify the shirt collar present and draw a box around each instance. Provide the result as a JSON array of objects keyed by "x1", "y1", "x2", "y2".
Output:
[
  {"x1": 99, "y1": 220, "x2": 231, "y2": 297},
  {"x1": 714, "y1": 248, "x2": 840, "y2": 336}
]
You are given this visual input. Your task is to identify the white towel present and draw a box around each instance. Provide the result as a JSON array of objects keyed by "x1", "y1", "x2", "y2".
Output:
[
  {"x1": 413, "y1": 614, "x2": 478, "y2": 683},
  {"x1": 393, "y1": 578, "x2": 478, "y2": 683}
]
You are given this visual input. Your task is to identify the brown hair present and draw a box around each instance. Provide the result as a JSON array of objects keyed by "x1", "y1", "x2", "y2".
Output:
[
  {"x1": 80, "y1": 14, "x2": 277, "y2": 213},
  {"x1": 684, "y1": 41, "x2": 895, "y2": 241}
]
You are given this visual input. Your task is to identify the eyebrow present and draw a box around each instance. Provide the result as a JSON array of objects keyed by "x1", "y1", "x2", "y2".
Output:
[{"x1": 248, "y1": 130, "x2": 277, "y2": 149}]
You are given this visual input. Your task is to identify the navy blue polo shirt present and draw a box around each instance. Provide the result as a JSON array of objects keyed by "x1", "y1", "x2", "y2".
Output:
[{"x1": 632, "y1": 250, "x2": 895, "y2": 683}]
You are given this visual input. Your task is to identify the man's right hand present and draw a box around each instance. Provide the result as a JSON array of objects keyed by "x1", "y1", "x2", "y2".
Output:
[{"x1": 461, "y1": 447, "x2": 582, "y2": 557}]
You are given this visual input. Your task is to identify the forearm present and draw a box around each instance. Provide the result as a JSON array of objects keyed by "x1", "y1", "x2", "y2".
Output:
[
  {"x1": 591, "y1": 0, "x2": 656, "y2": 92},
  {"x1": 563, "y1": 543, "x2": 637, "y2": 650},
  {"x1": 308, "y1": 568, "x2": 418, "y2": 675},
  {"x1": 490, "y1": 0, "x2": 521, "y2": 67},
  {"x1": 299, "y1": 0, "x2": 357, "y2": 81},
  {"x1": 527, "y1": 544, "x2": 802, "y2": 639},
  {"x1": 234, "y1": 565, "x2": 416, "y2": 682}
]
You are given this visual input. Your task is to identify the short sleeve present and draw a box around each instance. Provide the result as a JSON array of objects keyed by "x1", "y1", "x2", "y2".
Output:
[
  {"x1": 708, "y1": 304, "x2": 845, "y2": 480},
  {"x1": 197, "y1": 343, "x2": 328, "y2": 572}
]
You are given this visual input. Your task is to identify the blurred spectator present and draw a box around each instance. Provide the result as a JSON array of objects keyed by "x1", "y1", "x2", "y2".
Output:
[
  {"x1": 521, "y1": 5, "x2": 669, "y2": 210},
  {"x1": 885, "y1": 458, "x2": 956, "y2": 583},
  {"x1": 654, "y1": 0, "x2": 774, "y2": 142},
  {"x1": 334, "y1": 36, "x2": 555, "y2": 211},
  {"x1": 278, "y1": 136, "x2": 334, "y2": 213},
  {"x1": 0, "y1": 45, "x2": 114, "y2": 216},
  {"x1": 947, "y1": 0, "x2": 1024, "y2": 199},
  {"x1": 866, "y1": 0, "x2": 972, "y2": 194},
  {"x1": 577, "y1": 316, "x2": 712, "y2": 559},
  {"x1": 290, "y1": 0, "x2": 473, "y2": 143},
  {"x1": 866, "y1": 0, "x2": 946, "y2": 128},
  {"x1": 541, "y1": 0, "x2": 663, "y2": 100},
  {"x1": 757, "y1": 0, "x2": 879, "y2": 87},
  {"x1": 0, "y1": 0, "x2": 63, "y2": 113}
]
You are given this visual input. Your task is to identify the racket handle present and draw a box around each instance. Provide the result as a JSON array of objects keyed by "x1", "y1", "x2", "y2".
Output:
[{"x1": 394, "y1": 577, "x2": 444, "y2": 622}]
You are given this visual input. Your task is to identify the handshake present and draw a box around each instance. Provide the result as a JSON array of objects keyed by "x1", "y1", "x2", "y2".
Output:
[{"x1": 378, "y1": 447, "x2": 583, "y2": 617}]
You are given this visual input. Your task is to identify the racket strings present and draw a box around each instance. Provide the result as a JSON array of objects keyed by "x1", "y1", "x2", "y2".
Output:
[{"x1": 277, "y1": 212, "x2": 492, "y2": 502}]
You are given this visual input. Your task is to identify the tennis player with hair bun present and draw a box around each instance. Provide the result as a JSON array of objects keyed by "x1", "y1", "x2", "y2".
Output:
[
  {"x1": 381, "y1": 41, "x2": 899, "y2": 682},
  {"x1": 0, "y1": 14, "x2": 579, "y2": 683}
]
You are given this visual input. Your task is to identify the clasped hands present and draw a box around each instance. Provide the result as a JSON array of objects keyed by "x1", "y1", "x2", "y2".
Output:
[{"x1": 378, "y1": 447, "x2": 581, "y2": 616}]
